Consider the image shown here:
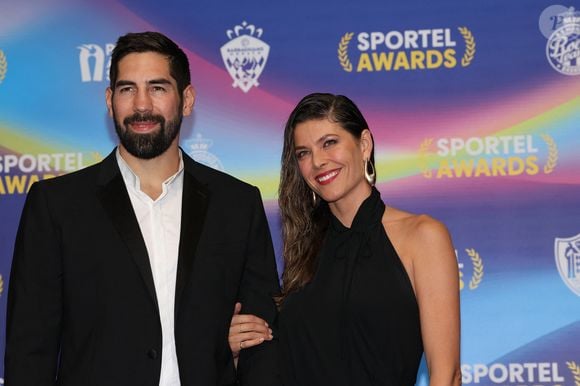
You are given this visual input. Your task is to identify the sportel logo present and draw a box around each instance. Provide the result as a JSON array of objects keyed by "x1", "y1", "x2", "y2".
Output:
[
  {"x1": 462, "y1": 362, "x2": 570, "y2": 385},
  {"x1": 462, "y1": 361, "x2": 580, "y2": 385},
  {"x1": 78, "y1": 43, "x2": 115, "y2": 82},
  {"x1": 220, "y1": 21, "x2": 270, "y2": 93},
  {"x1": 338, "y1": 26, "x2": 475, "y2": 73},
  {"x1": 0, "y1": 152, "x2": 102, "y2": 195},
  {"x1": 418, "y1": 134, "x2": 558, "y2": 179}
]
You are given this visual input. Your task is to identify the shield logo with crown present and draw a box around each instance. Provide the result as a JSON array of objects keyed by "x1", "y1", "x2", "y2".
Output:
[{"x1": 220, "y1": 21, "x2": 270, "y2": 93}]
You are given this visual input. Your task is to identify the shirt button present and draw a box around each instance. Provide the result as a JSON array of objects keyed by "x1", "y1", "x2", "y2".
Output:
[{"x1": 147, "y1": 349, "x2": 158, "y2": 359}]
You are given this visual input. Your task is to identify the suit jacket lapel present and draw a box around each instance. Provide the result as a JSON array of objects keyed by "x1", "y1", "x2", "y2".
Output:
[
  {"x1": 175, "y1": 154, "x2": 209, "y2": 314},
  {"x1": 96, "y1": 150, "x2": 159, "y2": 308}
]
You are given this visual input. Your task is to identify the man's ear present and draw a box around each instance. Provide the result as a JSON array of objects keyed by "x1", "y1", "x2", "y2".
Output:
[
  {"x1": 105, "y1": 87, "x2": 113, "y2": 117},
  {"x1": 182, "y1": 85, "x2": 196, "y2": 116}
]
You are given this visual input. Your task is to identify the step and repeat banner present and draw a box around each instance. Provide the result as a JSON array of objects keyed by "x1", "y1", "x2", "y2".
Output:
[{"x1": 1, "y1": 0, "x2": 579, "y2": 384}]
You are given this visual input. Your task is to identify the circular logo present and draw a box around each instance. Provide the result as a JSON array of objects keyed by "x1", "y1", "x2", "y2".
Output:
[
  {"x1": 546, "y1": 23, "x2": 580, "y2": 75},
  {"x1": 191, "y1": 151, "x2": 224, "y2": 171},
  {"x1": 538, "y1": 5, "x2": 570, "y2": 39}
]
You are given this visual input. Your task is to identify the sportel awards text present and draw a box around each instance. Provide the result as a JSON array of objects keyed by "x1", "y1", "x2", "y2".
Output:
[
  {"x1": 433, "y1": 135, "x2": 544, "y2": 178},
  {"x1": 0, "y1": 153, "x2": 84, "y2": 194},
  {"x1": 356, "y1": 28, "x2": 457, "y2": 71}
]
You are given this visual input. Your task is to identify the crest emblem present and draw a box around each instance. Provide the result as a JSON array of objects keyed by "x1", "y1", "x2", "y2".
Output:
[
  {"x1": 185, "y1": 133, "x2": 224, "y2": 171},
  {"x1": 554, "y1": 233, "x2": 580, "y2": 295},
  {"x1": 220, "y1": 21, "x2": 270, "y2": 93}
]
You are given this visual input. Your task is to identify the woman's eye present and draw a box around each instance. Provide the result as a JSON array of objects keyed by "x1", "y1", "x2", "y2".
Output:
[
  {"x1": 295, "y1": 150, "x2": 308, "y2": 159},
  {"x1": 323, "y1": 139, "x2": 337, "y2": 148}
]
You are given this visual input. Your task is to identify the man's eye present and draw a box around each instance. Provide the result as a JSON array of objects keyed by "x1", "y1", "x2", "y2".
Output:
[
  {"x1": 118, "y1": 86, "x2": 134, "y2": 94},
  {"x1": 151, "y1": 86, "x2": 166, "y2": 92}
]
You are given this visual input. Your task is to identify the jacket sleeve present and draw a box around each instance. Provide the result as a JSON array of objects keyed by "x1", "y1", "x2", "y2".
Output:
[
  {"x1": 236, "y1": 187, "x2": 282, "y2": 386},
  {"x1": 5, "y1": 182, "x2": 62, "y2": 385}
]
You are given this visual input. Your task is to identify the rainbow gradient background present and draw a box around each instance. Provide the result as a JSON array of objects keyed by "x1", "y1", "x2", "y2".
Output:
[{"x1": 1, "y1": 0, "x2": 579, "y2": 384}]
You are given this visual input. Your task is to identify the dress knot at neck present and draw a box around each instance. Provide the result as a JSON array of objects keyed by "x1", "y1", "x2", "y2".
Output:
[
  {"x1": 330, "y1": 187, "x2": 385, "y2": 260},
  {"x1": 330, "y1": 187, "x2": 385, "y2": 234}
]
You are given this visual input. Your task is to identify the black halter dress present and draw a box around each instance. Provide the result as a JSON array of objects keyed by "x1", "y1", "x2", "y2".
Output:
[{"x1": 278, "y1": 188, "x2": 423, "y2": 386}]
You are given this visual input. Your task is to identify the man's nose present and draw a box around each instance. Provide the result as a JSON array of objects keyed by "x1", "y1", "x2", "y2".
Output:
[{"x1": 134, "y1": 89, "x2": 153, "y2": 112}]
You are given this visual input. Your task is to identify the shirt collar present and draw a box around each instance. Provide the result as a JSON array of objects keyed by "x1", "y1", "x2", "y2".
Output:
[{"x1": 116, "y1": 147, "x2": 184, "y2": 196}]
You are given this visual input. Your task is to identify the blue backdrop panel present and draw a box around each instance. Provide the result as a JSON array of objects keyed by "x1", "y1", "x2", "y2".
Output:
[{"x1": 1, "y1": 0, "x2": 579, "y2": 384}]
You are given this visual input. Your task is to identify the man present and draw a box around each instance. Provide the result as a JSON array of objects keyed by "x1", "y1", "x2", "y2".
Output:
[{"x1": 5, "y1": 31, "x2": 280, "y2": 386}]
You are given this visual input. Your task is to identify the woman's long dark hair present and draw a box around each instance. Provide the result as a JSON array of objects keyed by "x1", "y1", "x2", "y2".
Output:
[{"x1": 278, "y1": 93, "x2": 374, "y2": 302}]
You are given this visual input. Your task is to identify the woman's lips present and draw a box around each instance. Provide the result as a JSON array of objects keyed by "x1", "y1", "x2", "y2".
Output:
[{"x1": 315, "y1": 169, "x2": 340, "y2": 185}]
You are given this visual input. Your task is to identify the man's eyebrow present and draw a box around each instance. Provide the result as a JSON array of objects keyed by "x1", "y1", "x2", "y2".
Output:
[
  {"x1": 114, "y1": 80, "x2": 136, "y2": 88},
  {"x1": 114, "y1": 78, "x2": 173, "y2": 88},
  {"x1": 147, "y1": 78, "x2": 172, "y2": 85}
]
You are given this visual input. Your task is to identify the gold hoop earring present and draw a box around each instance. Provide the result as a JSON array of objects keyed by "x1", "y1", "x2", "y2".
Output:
[
  {"x1": 364, "y1": 159, "x2": 376, "y2": 186},
  {"x1": 312, "y1": 191, "x2": 318, "y2": 207}
]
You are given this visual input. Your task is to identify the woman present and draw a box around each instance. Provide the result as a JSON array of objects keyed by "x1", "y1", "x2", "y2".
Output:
[{"x1": 229, "y1": 93, "x2": 460, "y2": 386}]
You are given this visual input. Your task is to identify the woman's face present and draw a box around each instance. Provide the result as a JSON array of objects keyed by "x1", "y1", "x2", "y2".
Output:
[{"x1": 293, "y1": 118, "x2": 372, "y2": 210}]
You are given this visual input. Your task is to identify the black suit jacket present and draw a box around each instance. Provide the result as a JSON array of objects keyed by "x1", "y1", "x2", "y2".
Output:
[{"x1": 5, "y1": 150, "x2": 281, "y2": 386}]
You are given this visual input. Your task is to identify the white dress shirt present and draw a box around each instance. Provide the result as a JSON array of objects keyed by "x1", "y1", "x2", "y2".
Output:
[{"x1": 117, "y1": 149, "x2": 184, "y2": 386}]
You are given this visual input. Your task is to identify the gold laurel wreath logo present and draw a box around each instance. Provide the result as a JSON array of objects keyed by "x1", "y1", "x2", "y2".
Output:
[
  {"x1": 338, "y1": 32, "x2": 354, "y2": 72},
  {"x1": 0, "y1": 49, "x2": 7, "y2": 84},
  {"x1": 458, "y1": 27, "x2": 475, "y2": 67},
  {"x1": 567, "y1": 361, "x2": 580, "y2": 386},
  {"x1": 541, "y1": 134, "x2": 558, "y2": 174},
  {"x1": 0, "y1": 274, "x2": 4, "y2": 297},
  {"x1": 418, "y1": 138, "x2": 434, "y2": 178},
  {"x1": 466, "y1": 248, "x2": 484, "y2": 290}
]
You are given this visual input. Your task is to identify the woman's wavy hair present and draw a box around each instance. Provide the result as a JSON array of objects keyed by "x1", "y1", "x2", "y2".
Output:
[{"x1": 278, "y1": 93, "x2": 374, "y2": 302}]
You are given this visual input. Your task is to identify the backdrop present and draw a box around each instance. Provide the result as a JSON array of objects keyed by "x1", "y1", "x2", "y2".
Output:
[{"x1": 1, "y1": 0, "x2": 579, "y2": 385}]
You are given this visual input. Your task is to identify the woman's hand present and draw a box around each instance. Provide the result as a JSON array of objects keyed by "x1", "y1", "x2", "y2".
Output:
[{"x1": 229, "y1": 302, "x2": 273, "y2": 359}]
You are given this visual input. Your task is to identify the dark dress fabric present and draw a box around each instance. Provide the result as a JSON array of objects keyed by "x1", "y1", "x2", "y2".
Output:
[{"x1": 278, "y1": 188, "x2": 423, "y2": 386}]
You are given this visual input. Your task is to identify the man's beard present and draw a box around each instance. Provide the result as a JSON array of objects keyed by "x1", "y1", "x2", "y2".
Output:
[{"x1": 113, "y1": 110, "x2": 182, "y2": 160}]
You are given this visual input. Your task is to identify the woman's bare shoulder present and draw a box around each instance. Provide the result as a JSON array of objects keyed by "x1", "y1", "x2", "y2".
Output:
[
  {"x1": 385, "y1": 206, "x2": 445, "y2": 229},
  {"x1": 384, "y1": 206, "x2": 452, "y2": 252}
]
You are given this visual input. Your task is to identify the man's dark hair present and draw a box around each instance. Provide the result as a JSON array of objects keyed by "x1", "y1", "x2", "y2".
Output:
[{"x1": 109, "y1": 31, "x2": 191, "y2": 94}]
